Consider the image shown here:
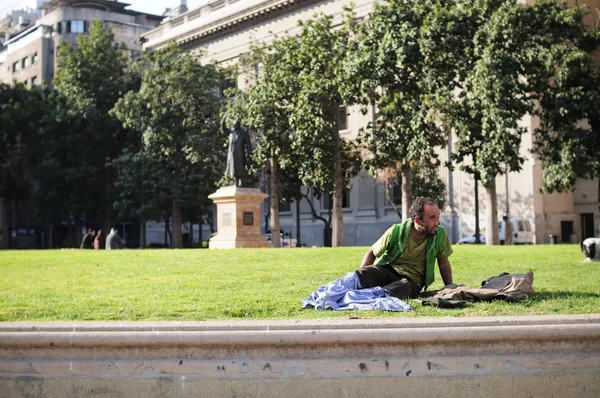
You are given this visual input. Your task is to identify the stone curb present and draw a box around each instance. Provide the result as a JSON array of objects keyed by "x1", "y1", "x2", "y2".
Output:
[{"x1": 1, "y1": 315, "x2": 599, "y2": 397}]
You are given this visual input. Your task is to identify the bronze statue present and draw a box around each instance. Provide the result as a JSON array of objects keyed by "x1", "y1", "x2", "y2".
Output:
[{"x1": 223, "y1": 119, "x2": 252, "y2": 187}]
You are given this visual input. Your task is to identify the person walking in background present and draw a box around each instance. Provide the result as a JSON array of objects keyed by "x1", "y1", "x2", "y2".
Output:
[
  {"x1": 106, "y1": 227, "x2": 125, "y2": 250},
  {"x1": 80, "y1": 228, "x2": 96, "y2": 249},
  {"x1": 504, "y1": 216, "x2": 514, "y2": 245},
  {"x1": 94, "y1": 229, "x2": 105, "y2": 250}
]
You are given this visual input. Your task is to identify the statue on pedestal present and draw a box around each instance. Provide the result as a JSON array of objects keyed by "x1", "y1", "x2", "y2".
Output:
[{"x1": 223, "y1": 119, "x2": 252, "y2": 187}]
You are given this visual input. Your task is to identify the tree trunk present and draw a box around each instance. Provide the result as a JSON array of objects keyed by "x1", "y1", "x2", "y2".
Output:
[
  {"x1": 189, "y1": 221, "x2": 194, "y2": 247},
  {"x1": 139, "y1": 216, "x2": 146, "y2": 249},
  {"x1": 164, "y1": 210, "x2": 170, "y2": 246},
  {"x1": 198, "y1": 218, "x2": 203, "y2": 244},
  {"x1": 67, "y1": 215, "x2": 75, "y2": 249},
  {"x1": 401, "y1": 164, "x2": 412, "y2": 221},
  {"x1": 474, "y1": 175, "x2": 481, "y2": 244},
  {"x1": 301, "y1": 187, "x2": 331, "y2": 246},
  {"x1": 269, "y1": 155, "x2": 281, "y2": 248},
  {"x1": 206, "y1": 207, "x2": 215, "y2": 233},
  {"x1": 172, "y1": 197, "x2": 183, "y2": 249},
  {"x1": 0, "y1": 198, "x2": 8, "y2": 249},
  {"x1": 485, "y1": 179, "x2": 499, "y2": 245},
  {"x1": 331, "y1": 107, "x2": 344, "y2": 247},
  {"x1": 74, "y1": 216, "x2": 82, "y2": 249},
  {"x1": 296, "y1": 199, "x2": 301, "y2": 247},
  {"x1": 103, "y1": 170, "x2": 113, "y2": 235}
]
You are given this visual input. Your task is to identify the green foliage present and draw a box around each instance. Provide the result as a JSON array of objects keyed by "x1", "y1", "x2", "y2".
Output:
[
  {"x1": 357, "y1": 0, "x2": 449, "y2": 171},
  {"x1": 411, "y1": 162, "x2": 447, "y2": 210},
  {"x1": 108, "y1": 149, "x2": 170, "y2": 220},
  {"x1": 54, "y1": 20, "x2": 129, "y2": 114},
  {"x1": 229, "y1": 10, "x2": 364, "y2": 246},
  {"x1": 432, "y1": 0, "x2": 600, "y2": 192},
  {"x1": 111, "y1": 42, "x2": 224, "y2": 247},
  {"x1": 524, "y1": 2, "x2": 600, "y2": 193},
  {"x1": 0, "y1": 245, "x2": 597, "y2": 321},
  {"x1": 412, "y1": 0, "x2": 527, "y2": 185},
  {"x1": 0, "y1": 83, "x2": 45, "y2": 202},
  {"x1": 52, "y1": 20, "x2": 134, "y2": 228}
]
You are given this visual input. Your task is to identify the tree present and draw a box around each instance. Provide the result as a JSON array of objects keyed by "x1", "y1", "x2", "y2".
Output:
[
  {"x1": 453, "y1": 0, "x2": 600, "y2": 244},
  {"x1": 356, "y1": 0, "x2": 450, "y2": 221},
  {"x1": 53, "y1": 20, "x2": 134, "y2": 233},
  {"x1": 525, "y1": 3, "x2": 600, "y2": 200},
  {"x1": 284, "y1": 9, "x2": 364, "y2": 247},
  {"x1": 226, "y1": 37, "x2": 301, "y2": 247},
  {"x1": 0, "y1": 83, "x2": 49, "y2": 248},
  {"x1": 378, "y1": 161, "x2": 446, "y2": 220},
  {"x1": 108, "y1": 149, "x2": 171, "y2": 246},
  {"x1": 112, "y1": 43, "x2": 224, "y2": 248},
  {"x1": 419, "y1": 0, "x2": 524, "y2": 245},
  {"x1": 229, "y1": 10, "x2": 362, "y2": 247}
]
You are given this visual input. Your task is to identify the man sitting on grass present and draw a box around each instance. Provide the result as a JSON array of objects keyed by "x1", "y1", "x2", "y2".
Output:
[
  {"x1": 303, "y1": 197, "x2": 454, "y2": 310},
  {"x1": 356, "y1": 196, "x2": 454, "y2": 298}
]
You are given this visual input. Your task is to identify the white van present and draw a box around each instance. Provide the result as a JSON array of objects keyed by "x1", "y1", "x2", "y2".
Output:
[{"x1": 498, "y1": 218, "x2": 534, "y2": 244}]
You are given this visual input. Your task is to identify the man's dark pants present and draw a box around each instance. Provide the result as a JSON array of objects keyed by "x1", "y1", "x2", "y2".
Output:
[{"x1": 355, "y1": 265, "x2": 421, "y2": 299}]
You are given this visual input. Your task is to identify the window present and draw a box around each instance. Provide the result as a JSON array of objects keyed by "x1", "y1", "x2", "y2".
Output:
[
  {"x1": 279, "y1": 200, "x2": 291, "y2": 213},
  {"x1": 31, "y1": 76, "x2": 37, "y2": 86},
  {"x1": 12, "y1": 61, "x2": 19, "y2": 73},
  {"x1": 58, "y1": 21, "x2": 71, "y2": 34},
  {"x1": 32, "y1": 52, "x2": 38, "y2": 64},
  {"x1": 338, "y1": 105, "x2": 348, "y2": 130},
  {"x1": 71, "y1": 20, "x2": 86, "y2": 33},
  {"x1": 22, "y1": 57, "x2": 29, "y2": 69},
  {"x1": 322, "y1": 191, "x2": 350, "y2": 210}
]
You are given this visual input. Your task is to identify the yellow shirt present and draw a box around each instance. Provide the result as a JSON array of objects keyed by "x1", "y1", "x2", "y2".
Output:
[{"x1": 371, "y1": 226, "x2": 453, "y2": 288}]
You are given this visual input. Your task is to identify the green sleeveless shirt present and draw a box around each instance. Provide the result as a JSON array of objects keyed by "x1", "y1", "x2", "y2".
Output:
[{"x1": 374, "y1": 218, "x2": 447, "y2": 289}]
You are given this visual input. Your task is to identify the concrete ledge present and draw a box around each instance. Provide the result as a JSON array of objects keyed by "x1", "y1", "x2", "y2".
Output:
[{"x1": 1, "y1": 315, "x2": 599, "y2": 397}]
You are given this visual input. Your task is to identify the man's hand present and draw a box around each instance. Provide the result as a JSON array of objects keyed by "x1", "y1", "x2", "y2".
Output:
[{"x1": 438, "y1": 257, "x2": 453, "y2": 286}]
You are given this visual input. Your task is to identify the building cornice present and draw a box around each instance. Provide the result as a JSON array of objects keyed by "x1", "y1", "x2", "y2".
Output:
[{"x1": 142, "y1": 0, "x2": 320, "y2": 52}]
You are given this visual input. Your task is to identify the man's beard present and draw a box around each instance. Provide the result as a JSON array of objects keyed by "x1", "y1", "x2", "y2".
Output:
[{"x1": 423, "y1": 225, "x2": 437, "y2": 237}]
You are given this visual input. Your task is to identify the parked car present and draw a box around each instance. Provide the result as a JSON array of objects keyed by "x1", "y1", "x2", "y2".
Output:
[
  {"x1": 499, "y1": 217, "x2": 534, "y2": 244},
  {"x1": 457, "y1": 234, "x2": 486, "y2": 245}
]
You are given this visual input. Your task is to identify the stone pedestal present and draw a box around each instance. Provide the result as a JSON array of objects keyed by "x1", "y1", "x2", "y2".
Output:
[{"x1": 208, "y1": 186, "x2": 268, "y2": 249}]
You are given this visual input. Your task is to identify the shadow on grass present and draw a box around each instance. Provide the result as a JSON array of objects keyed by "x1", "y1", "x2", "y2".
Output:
[{"x1": 533, "y1": 291, "x2": 600, "y2": 300}]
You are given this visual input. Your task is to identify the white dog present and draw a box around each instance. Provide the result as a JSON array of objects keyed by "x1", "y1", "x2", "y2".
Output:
[{"x1": 581, "y1": 238, "x2": 600, "y2": 261}]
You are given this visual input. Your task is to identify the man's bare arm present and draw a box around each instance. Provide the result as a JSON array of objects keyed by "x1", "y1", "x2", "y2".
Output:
[
  {"x1": 360, "y1": 249, "x2": 376, "y2": 268},
  {"x1": 438, "y1": 257, "x2": 453, "y2": 286}
]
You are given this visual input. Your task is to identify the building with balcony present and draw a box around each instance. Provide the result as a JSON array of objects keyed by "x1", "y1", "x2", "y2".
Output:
[{"x1": 0, "y1": 0, "x2": 163, "y2": 87}]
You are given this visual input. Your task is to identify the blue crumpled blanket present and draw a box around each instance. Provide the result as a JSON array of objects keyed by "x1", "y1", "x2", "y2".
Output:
[{"x1": 302, "y1": 272, "x2": 412, "y2": 312}]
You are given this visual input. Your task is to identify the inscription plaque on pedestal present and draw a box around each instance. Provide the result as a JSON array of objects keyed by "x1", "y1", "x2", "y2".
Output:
[{"x1": 243, "y1": 212, "x2": 253, "y2": 226}]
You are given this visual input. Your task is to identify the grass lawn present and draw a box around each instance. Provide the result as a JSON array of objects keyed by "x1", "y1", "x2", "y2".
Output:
[{"x1": 0, "y1": 244, "x2": 598, "y2": 321}]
